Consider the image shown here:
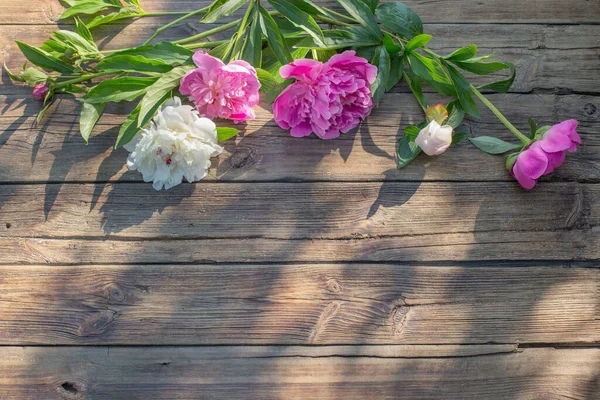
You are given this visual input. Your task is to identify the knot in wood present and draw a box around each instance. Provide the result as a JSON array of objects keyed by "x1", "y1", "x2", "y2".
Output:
[
  {"x1": 229, "y1": 148, "x2": 253, "y2": 169},
  {"x1": 326, "y1": 279, "x2": 342, "y2": 294},
  {"x1": 56, "y1": 379, "x2": 86, "y2": 399}
]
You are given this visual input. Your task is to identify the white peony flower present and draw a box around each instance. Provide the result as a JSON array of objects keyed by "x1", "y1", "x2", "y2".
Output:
[
  {"x1": 415, "y1": 120, "x2": 453, "y2": 156},
  {"x1": 124, "y1": 97, "x2": 223, "y2": 191}
]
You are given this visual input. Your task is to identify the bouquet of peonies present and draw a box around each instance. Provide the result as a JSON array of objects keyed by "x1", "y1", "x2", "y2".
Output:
[{"x1": 5, "y1": 0, "x2": 580, "y2": 190}]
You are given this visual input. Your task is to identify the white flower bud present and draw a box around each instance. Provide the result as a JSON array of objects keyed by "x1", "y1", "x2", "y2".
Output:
[{"x1": 415, "y1": 120, "x2": 453, "y2": 156}]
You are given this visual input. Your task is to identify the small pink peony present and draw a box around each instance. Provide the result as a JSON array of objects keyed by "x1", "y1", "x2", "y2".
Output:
[
  {"x1": 511, "y1": 119, "x2": 581, "y2": 189},
  {"x1": 180, "y1": 52, "x2": 261, "y2": 123},
  {"x1": 273, "y1": 50, "x2": 377, "y2": 140},
  {"x1": 32, "y1": 83, "x2": 49, "y2": 101}
]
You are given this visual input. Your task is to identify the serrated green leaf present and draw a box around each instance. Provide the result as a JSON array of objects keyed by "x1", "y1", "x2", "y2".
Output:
[
  {"x1": 404, "y1": 34, "x2": 432, "y2": 52},
  {"x1": 268, "y1": 0, "x2": 325, "y2": 47},
  {"x1": 83, "y1": 77, "x2": 158, "y2": 104},
  {"x1": 445, "y1": 62, "x2": 479, "y2": 118},
  {"x1": 15, "y1": 41, "x2": 75, "y2": 74},
  {"x1": 202, "y1": 0, "x2": 249, "y2": 23},
  {"x1": 376, "y1": 2, "x2": 423, "y2": 39},
  {"x1": 337, "y1": 0, "x2": 382, "y2": 38},
  {"x1": 138, "y1": 66, "x2": 192, "y2": 126},
  {"x1": 469, "y1": 136, "x2": 521, "y2": 154},
  {"x1": 445, "y1": 45, "x2": 477, "y2": 62},
  {"x1": 371, "y1": 45, "x2": 390, "y2": 105},
  {"x1": 217, "y1": 127, "x2": 241, "y2": 142},
  {"x1": 97, "y1": 54, "x2": 174, "y2": 73},
  {"x1": 397, "y1": 136, "x2": 422, "y2": 168},
  {"x1": 79, "y1": 101, "x2": 105, "y2": 143}
]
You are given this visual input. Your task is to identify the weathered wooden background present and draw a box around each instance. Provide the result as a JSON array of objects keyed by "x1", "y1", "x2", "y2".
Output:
[{"x1": 0, "y1": 0, "x2": 599, "y2": 398}]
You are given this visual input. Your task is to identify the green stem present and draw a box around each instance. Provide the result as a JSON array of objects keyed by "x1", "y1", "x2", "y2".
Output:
[
  {"x1": 471, "y1": 86, "x2": 531, "y2": 145},
  {"x1": 313, "y1": 14, "x2": 352, "y2": 27},
  {"x1": 144, "y1": 7, "x2": 209, "y2": 45},
  {"x1": 322, "y1": 7, "x2": 356, "y2": 23},
  {"x1": 52, "y1": 71, "x2": 115, "y2": 89},
  {"x1": 184, "y1": 40, "x2": 228, "y2": 50},
  {"x1": 173, "y1": 19, "x2": 240, "y2": 45},
  {"x1": 140, "y1": 11, "x2": 197, "y2": 17}
]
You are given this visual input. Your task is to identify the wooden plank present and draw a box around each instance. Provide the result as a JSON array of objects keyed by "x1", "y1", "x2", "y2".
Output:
[
  {"x1": 0, "y1": 264, "x2": 597, "y2": 345},
  {"x1": 0, "y1": 182, "x2": 596, "y2": 240},
  {"x1": 2, "y1": 24, "x2": 599, "y2": 94},
  {"x1": 1, "y1": 230, "x2": 599, "y2": 265},
  {"x1": 1, "y1": 0, "x2": 598, "y2": 25},
  {"x1": 0, "y1": 346, "x2": 598, "y2": 399},
  {"x1": 0, "y1": 93, "x2": 598, "y2": 183}
]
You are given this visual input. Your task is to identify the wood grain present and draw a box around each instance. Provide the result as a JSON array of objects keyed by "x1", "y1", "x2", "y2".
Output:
[
  {"x1": 1, "y1": 229, "x2": 599, "y2": 265},
  {"x1": 0, "y1": 182, "x2": 596, "y2": 240},
  {"x1": 0, "y1": 264, "x2": 597, "y2": 345},
  {"x1": 1, "y1": 0, "x2": 598, "y2": 25},
  {"x1": 1, "y1": 346, "x2": 598, "y2": 399},
  {"x1": 1, "y1": 93, "x2": 598, "y2": 183}
]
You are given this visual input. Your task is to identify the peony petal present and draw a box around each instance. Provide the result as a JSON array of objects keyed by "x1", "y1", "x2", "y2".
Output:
[
  {"x1": 516, "y1": 146, "x2": 548, "y2": 179},
  {"x1": 540, "y1": 120, "x2": 578, "y2": 152},
  {"x1": 511, "y1": 162, "x2": 538, "y2": 190},
  {"x1": 543, "y1": 150, "x2": 566, "y2": 175},
  {"x1": 279, "y1": 59, "x2": 322, "y2": 82},
  {"x1": 192, "y1": 52, "x2": 224, "y2": 70}
]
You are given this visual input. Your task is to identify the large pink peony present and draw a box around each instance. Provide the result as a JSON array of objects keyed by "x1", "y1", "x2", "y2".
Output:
[
  {"x1": 273, "y1": 51, "x2": 377, "y2": 140},
  {"x1": 180, "y1": 52, "x2": 261, "y2": 123},
  {"x1": 511, "y1": 119, "x2": 581, "y2": 189}
]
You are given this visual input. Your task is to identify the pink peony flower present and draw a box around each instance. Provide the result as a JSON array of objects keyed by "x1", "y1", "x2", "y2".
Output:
[
  {"x1": 273, "y1": 50, "x2": 377, "y2": 140},
  {"x1": 180, "y1": 52, "x2": 261, "y2": 123},
  {"x1": 32, "y1": 83, "x2": 49, "y2": 101},
  {"x1": 511, "y1": 119, "x2": 581, "y2": 189}
]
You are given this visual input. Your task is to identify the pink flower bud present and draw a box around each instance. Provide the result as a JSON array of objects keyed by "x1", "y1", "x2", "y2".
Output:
[{"x1": 32, "y1": 83, "x2": 49, "y2": 101}]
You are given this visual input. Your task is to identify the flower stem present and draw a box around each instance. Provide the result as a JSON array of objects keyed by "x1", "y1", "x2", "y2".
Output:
[
  {"x1": 143, "y1": 7, "x2": 210, "y2": 45},
  {"x1": 173, "y1": 19, "x2": 240, "y2": 45},
  {"x1": 471, "y1": 86, "x2": 531, "y2": 145},
  {"x1": 402, "y1": 71, "x2": 427, "y2": 113},
  {"x1": 140, "y1": 11, "x2": 197, "y2": 17},
  {"x1": 52, "y1": 71, "x2": 116, "y2": 89},
  {"x1": 183, "y1": 40, "x2": 228, "y2": 50}
]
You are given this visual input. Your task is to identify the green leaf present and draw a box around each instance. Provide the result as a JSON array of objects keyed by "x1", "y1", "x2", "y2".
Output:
[
  {"x1": 138, "y1": 66, "x2": 193, "y2": 126},
  {"x1": 97, "y1": 54, "x2": 174, "y2": 73},
  {"x1": 202, "y1": 0, "x2": 249, "y2": 23},
  {"x1": 241, "y1": 15, "x2": 263, "y2": 67},
  {"x1": 382, "y1": 33, "x2": 401, "y2": 54},
  {"x1": 269, "y1": 0, "x2": 325, "y2": 47},
  {"x1": 528, "y1": 117, "x2": 537, "y2": 139},
  {"x1": 40, "y1": 40, "x2": 68, "y2": 56},
  {"x1": 445, "y1": 45, "x2": 477, "y2": 62},
  {"x1": 505, "y1": 152, "x2": 519, "y2": 171},
  {"x1": 3, "y1": 64, "x2": 24, "y2": 82},
  {"x1": 386, "y1": 53, "x2": 404, "y2": 91},
  {"x1": 469, "y1": 136, "x2": 521, "y2": 154},
  {"x1": 376, "y1": 2, "x2": 423, "y2": 39},
  {"x1": 407, "y1": 53, "x2": 456, "y2": 96},
  {"x1": 60, "y1": 1, "x2": 119, "y2": 20},
  {"x1": 295, "y1": 26, "x2": 381, "y2": 49},
  {"x1": 258, "y1": 5, "x2": 292, "y2": 65},
  {"x1": 362, "y1": 0, "x2": 379, "y2": 13},
  {"x1": 453, "y1": 60, "x2": 512, "y2": 75},
  {"x1": 536, "y1": 125, "x2": 551, "y2": 135},
  {"x1": 477, "y1": 62, "x2": 516, "y2": 93},
  {"x1": 451, "y1": 132, "x2": 469, "y2": 146},
  {"x1": 404, "y1": 34, "x2": 432, "y2": 52},
  {"x1": 336, "y1": 0, "x2": 382, "y2": 38},
  {"x1": 256, "y1": 68, "x2": 291, "y2": 102},
  {"x1": 107, "y1": 42, "x2": 194, "y2": 65},
  {"x1": 83, "y1": 77, "x2": 158, "y2": 104},
  {"x1": 405, "y1": 71, "x2": 428, "y2": 109},
  {"x1": 115, "y1": 93, "x2": 170, "y2": 149},
  {"x1": 51, "y1": 30, "x2": 99, "y2": 54},
  {"x1": 404, "y1": 125, "x2": 420, "y2": 141},
  {"x1": 397, "y1": 136, "x2": 422, "y2": 168},
  {"x1": 74, "y1": 17, "x2": 95, "y2": 44},
  {"x1": 287, "y1": 0, "x2": 328, "y2": 15},
  {"x1": 86, "y1": 7, "x2": 141, "y2": 29},
  {"x1": 371, "y1": 46, "x2": 390, "y2": 105},
  {"x1": 217, "y1": 127, "x2": 241, "y2": 142},
  {"x1": 20, "y1": 67, "x2": 49, "y2": 86},
  {"x1": 445, "y1": 62, "x2": 479, "y2": 118},
  {"x1": 79, "y1": 101, "x2": 105, "y2": 143},
  {"x1": 15, "y1": 41, "x2": 74, "y2": 74},
  {"x1": 446, "y1": 100, "x2": 465, "y2": 129}
]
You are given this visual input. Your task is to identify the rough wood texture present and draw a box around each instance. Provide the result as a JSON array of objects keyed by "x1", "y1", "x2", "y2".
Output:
[
  {"x1": 1, "y1": 264, "x2": 598, "y2": 345},
  {"x1": 0, "y1": 0, "x2": 599, "y2": 397},
  {"x1": 1, "y1": 347, "x2": 598, "y2": 399}
]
